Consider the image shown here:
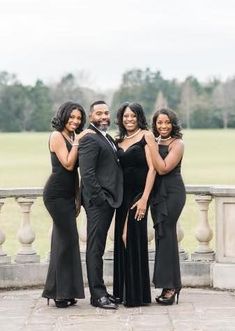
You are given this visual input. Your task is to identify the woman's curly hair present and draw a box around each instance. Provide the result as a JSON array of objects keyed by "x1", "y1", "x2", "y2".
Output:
[
  {"x1": 51, "y1": 101, "x2": 86, "y2": 133},
  {"x1": 151, "y1": 108, "x2": 183, "y2": 139},
  {"x1": 116, "y1": 102, "x2": 148, "y2": 142}
]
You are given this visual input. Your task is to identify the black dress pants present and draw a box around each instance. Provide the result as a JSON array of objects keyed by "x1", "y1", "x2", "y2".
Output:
[{"x1": 83, "y1": 199, "x2": 114, "y2": 299}]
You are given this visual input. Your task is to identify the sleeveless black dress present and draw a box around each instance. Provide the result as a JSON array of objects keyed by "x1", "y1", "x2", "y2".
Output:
[
  {"x1": 42, "y1": 136, "x2": 84, "y2": 300},
  {"x1": 113, "y1": 137, "x2": 151, "y2": 307},
  {"x1": 150, "y1": 142, "x2": 186, "y2": 289}
]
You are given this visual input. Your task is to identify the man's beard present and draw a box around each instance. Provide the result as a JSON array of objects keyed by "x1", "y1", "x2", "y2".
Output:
[{"x1": 92, "y1": 120, "x2": 110, "y2": 131}]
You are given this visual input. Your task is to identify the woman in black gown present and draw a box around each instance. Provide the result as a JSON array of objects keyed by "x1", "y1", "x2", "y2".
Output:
[
  {"x1": 145, "y1": 107, "x2": 186, "y2": 305},
  {"x1": 42, "y1": 101, "x2": 93, "y2": 308},
  {"x1": 113, "y1": 102, "x2": 156, "y2": 307}
]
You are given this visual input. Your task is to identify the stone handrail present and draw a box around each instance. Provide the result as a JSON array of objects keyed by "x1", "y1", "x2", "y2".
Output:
[{"x1": 0, "y1": 185, "x2": 235, "y2": 289}]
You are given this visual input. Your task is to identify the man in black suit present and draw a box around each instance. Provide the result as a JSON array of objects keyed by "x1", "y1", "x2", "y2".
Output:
[{"x1": 79, "y1": 100, "x2": 123, "y2": 309}]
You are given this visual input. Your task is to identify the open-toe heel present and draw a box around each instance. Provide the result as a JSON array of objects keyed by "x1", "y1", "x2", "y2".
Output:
[
  {"x1": 66, "y1": 298, "x2": 77, "y2": 306},
  {"x1": 155, "y1": 288, "x2": 168, "y2": 303},
  {"x1": 156, "y1": 288, "x2": 181, "y2": 305},
  {"x1": 54, "y1": 300, "x2": 69, "y2": 308}
]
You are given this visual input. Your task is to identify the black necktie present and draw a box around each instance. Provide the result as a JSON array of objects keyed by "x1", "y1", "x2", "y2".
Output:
[{"x1": 105, "y1": 134, "x2": 117, "y2": 151}]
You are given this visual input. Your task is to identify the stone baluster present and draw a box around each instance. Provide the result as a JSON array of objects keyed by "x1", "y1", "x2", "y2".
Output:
[
  {"x1": 191, "y1": 195, "x2": 215, "y2": 261},
  {"x1": 15, "y1": 197, "x2": 40, "y2": 263},
  {"x1": 177, "y1": 220, "x2": 188, "y2": 260},
  {"x1": 104, "y1": 213, "x2": 115, "y2": 260},
  {"x1": 0, "y1": 199, "x2": 11, "y2": 264},
  {"x1": 45, "y1": 224, "x2": 52, "y2": 262},
  {"x1": 78, "y1": 206, "x2": 87, "y2": 261},
  {"x1": 147, "y1": 211, "x2": 155, "y2": 261}
]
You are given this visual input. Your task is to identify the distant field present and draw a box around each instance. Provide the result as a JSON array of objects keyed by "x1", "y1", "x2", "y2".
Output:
[{"x1": 0, "y1": 130, "x2": 234, "y2": 258}]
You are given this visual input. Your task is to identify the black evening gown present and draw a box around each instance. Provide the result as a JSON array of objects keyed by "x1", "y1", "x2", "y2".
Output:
[
  {"x1": 42, "y1": 138, "x2": 84, "y2": 300},
  {"x1": 113, "y1": 137, "x2": 151, "y2": 307},
  {"x1": 150, "y1": 143, "x2": 186, "y2": 289}
]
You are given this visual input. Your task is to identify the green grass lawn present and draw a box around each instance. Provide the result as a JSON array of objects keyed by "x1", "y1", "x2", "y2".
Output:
[{"x1": 0, "y1": 129, "x2": 234, "y2": 258}]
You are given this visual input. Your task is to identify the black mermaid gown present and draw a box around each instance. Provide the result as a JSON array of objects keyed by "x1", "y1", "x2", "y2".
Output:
[
  {"x1": 150, "y1": 143, "x2": 186, "y2": 289},
  {"x1": 42, "y1": 138, "x2": 84, "y2": 301},
  {"x1": 113, "y1": 137, "x2": 151, "y2": 307}
]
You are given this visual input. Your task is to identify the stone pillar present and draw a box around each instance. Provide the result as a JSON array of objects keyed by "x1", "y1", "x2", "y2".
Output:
[
  {"x1": 191, "y1": 195, "x2": 215, "y2": 261},
  {"x1": 177, "y1": 220, "x2": 188, "y2": 260},
  {"x1": 15, "y1": 197, "x2": 40, "y2": 263},
  {"x1": 0, "y1": 199, "x2": 11, "y2": 264},
  {"x1": 213, "y1": 195, "x2": 235, "y2": 289}
]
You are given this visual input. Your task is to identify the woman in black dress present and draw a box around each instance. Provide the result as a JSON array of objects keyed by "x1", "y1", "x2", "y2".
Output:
[
  {"x1": 145, "y1": 107, "x2": 186, "y2": 305},
  {"x1": 42, "y1": 101, "x2": 93, "y2": 308},
  {"x1": 113, "y1": 102, "x2": 156, "y2": 307}
]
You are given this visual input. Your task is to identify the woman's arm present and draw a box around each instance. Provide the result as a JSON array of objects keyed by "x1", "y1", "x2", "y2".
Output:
[
  {"x1": 144, "y1": 131, "x2": 184, "y2": 175},
  {"x1": 50, "y1": 129, "x2": 94, "y2": 171}
]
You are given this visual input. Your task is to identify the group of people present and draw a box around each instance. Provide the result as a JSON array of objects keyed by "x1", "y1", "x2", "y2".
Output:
[{"x1": 42, "y1": 100, "x2": 186, "y2": 309}]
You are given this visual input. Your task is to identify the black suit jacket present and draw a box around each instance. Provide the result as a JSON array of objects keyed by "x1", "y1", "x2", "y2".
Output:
[{"x1": 79, "y1": 125, "x2": 123, "y2": 208}]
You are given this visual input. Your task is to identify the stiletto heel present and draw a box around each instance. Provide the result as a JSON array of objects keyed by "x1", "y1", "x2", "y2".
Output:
[
  {"x1": 176, "y1": 289, "x2": 180, "y2": 304},
  {"x1": 47, "y1": 298, "x2": 50, "y2": 306}
]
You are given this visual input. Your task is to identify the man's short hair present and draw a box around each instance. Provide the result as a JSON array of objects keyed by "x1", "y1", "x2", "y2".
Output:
[{"x1": 90, "y1": 100, "x2": 107, "y2": 113}]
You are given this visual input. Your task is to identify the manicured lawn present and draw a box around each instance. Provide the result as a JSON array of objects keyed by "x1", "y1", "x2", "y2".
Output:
[{"x1": 0, "y1": 129, "x2": 234, "y2": 258}]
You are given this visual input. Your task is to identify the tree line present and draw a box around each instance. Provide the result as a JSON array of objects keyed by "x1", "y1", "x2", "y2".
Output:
[{"x1": 0, "y1": 68, "x2": 235, "y2": 132}]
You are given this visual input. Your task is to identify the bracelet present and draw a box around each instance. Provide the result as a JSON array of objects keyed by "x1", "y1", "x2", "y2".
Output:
[{"x1": 72, "y1": 143, "x2": 79, "y2": 146}]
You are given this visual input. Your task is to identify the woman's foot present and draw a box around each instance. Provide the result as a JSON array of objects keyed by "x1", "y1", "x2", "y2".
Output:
[
  {"x1": 155, "y1": 288, "x2": 168, "y2": 301},
  {"x1": 53, "y1": 298, "x2": 77, "y2": 308},
  {"x1": 156, "y1": 288, "x2": 181, "y2": 305},
  {"x1": 54, "y1": 299, "x2": 70, "y2": 308},
  {"x1": 66, "y1": 298, "x2": 77, "y2": 306}
]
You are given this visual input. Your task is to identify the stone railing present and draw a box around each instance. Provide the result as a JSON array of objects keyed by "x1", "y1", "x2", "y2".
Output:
[{"x1": 0, "y1": 185, "x2": 235, "y2": 289}]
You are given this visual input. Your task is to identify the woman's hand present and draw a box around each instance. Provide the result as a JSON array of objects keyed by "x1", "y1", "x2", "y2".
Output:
[
  {"x1": 131, "y1": 197, "x2": 147, "y2": 221},
  {"x1": 75, "y1": 129, "x2": 95, "y2": 144},
  {"x1": 144, "y1": 131, "x2": 155, "y2": 144}
]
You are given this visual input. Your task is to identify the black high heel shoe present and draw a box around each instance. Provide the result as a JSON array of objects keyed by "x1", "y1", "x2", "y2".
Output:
[
  {"x1": 66, "y1": 298, "x2": 77, "y2": 306},
  {"x1": 46, "y1": 298, "x2": 77, "y2": 308},
  {"x1": 54, "y1": 299, "x2": 70, "y2": 308},
  {"x1": 155, "y1": 288, "x2": 168, "y2": 301},
  {"x1": 156, "y1": 288, "x2": 181, "y2": 305}
]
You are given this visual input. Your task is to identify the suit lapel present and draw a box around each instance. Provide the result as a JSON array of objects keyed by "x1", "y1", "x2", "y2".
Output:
[{"x1": 88, "y1": 124, "x2": 119, "y2": 163}]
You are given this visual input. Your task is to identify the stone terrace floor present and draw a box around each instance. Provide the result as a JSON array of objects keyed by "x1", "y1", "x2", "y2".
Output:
[{"x1": 0, "y1": 287, "x2": 235, "y2": 331}]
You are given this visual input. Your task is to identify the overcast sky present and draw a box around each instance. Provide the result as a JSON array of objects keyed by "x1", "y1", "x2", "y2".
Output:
[{"x1": 1, "y1": 0, "x2": 235, "y2": 89}]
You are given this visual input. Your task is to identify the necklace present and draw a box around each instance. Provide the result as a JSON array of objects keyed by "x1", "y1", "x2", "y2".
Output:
[
  {"x1": 124, "y1": 128, "x2": 141, "y2": 139},
  {"x1": 156, "y1": 135, "x2": 172, "y2": 144},
  {"x1": 62, "y1": 132, "x2": 74, "y2": 145}
]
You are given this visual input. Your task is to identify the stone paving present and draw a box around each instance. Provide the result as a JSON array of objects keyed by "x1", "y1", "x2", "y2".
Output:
[{"x1": 0, "y1": 287, "x2": 235, "y2": 331}]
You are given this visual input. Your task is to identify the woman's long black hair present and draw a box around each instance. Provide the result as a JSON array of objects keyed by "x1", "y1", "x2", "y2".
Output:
[
  {"x1": 51, "y1": 101, "x2": 86, "y2": 134},
  {"x1": 152, "y1": 108, "x2": 183, "y2": 139},
  {"x1": 116, "y1": 102, "x2": 148, "y2": 142}
]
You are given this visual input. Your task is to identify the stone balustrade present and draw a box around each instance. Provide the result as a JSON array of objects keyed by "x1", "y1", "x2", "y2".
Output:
[{"x1": 0, "y1": 185, "x2": 235, "y2": 289}]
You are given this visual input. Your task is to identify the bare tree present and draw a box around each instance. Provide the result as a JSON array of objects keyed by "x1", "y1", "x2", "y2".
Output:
[
  {"x1": 179, "y1": 79, "x2": 197, "y2": 128},
  {"x1": 213, "y1": 78, "x2": 235, "y2": 128},
  {"x1": 154, "y1": 90, "x2": 168, "y2": 110}
]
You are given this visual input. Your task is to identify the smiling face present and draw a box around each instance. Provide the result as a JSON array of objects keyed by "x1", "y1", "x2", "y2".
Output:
[
  {"x1": 89, "y1": 103, "x2": 110, "y2": 131},
  {"x1": 64, "y1": 109, "x2": 82, "y2": 134},
  {"x1": 155, "y1": 113, "x2": 173, "y2": 138},
  {"x1": 122, "y1": 107, "x2": 139, "y2": 134}
]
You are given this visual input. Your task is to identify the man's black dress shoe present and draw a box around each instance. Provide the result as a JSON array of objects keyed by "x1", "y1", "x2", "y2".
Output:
[
  {"x1": 90, "y1": 296, "x2": 118, "y2": 309},
  {"x1": 107, "y1": 293, "x2": 122, "y2": 304}
]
